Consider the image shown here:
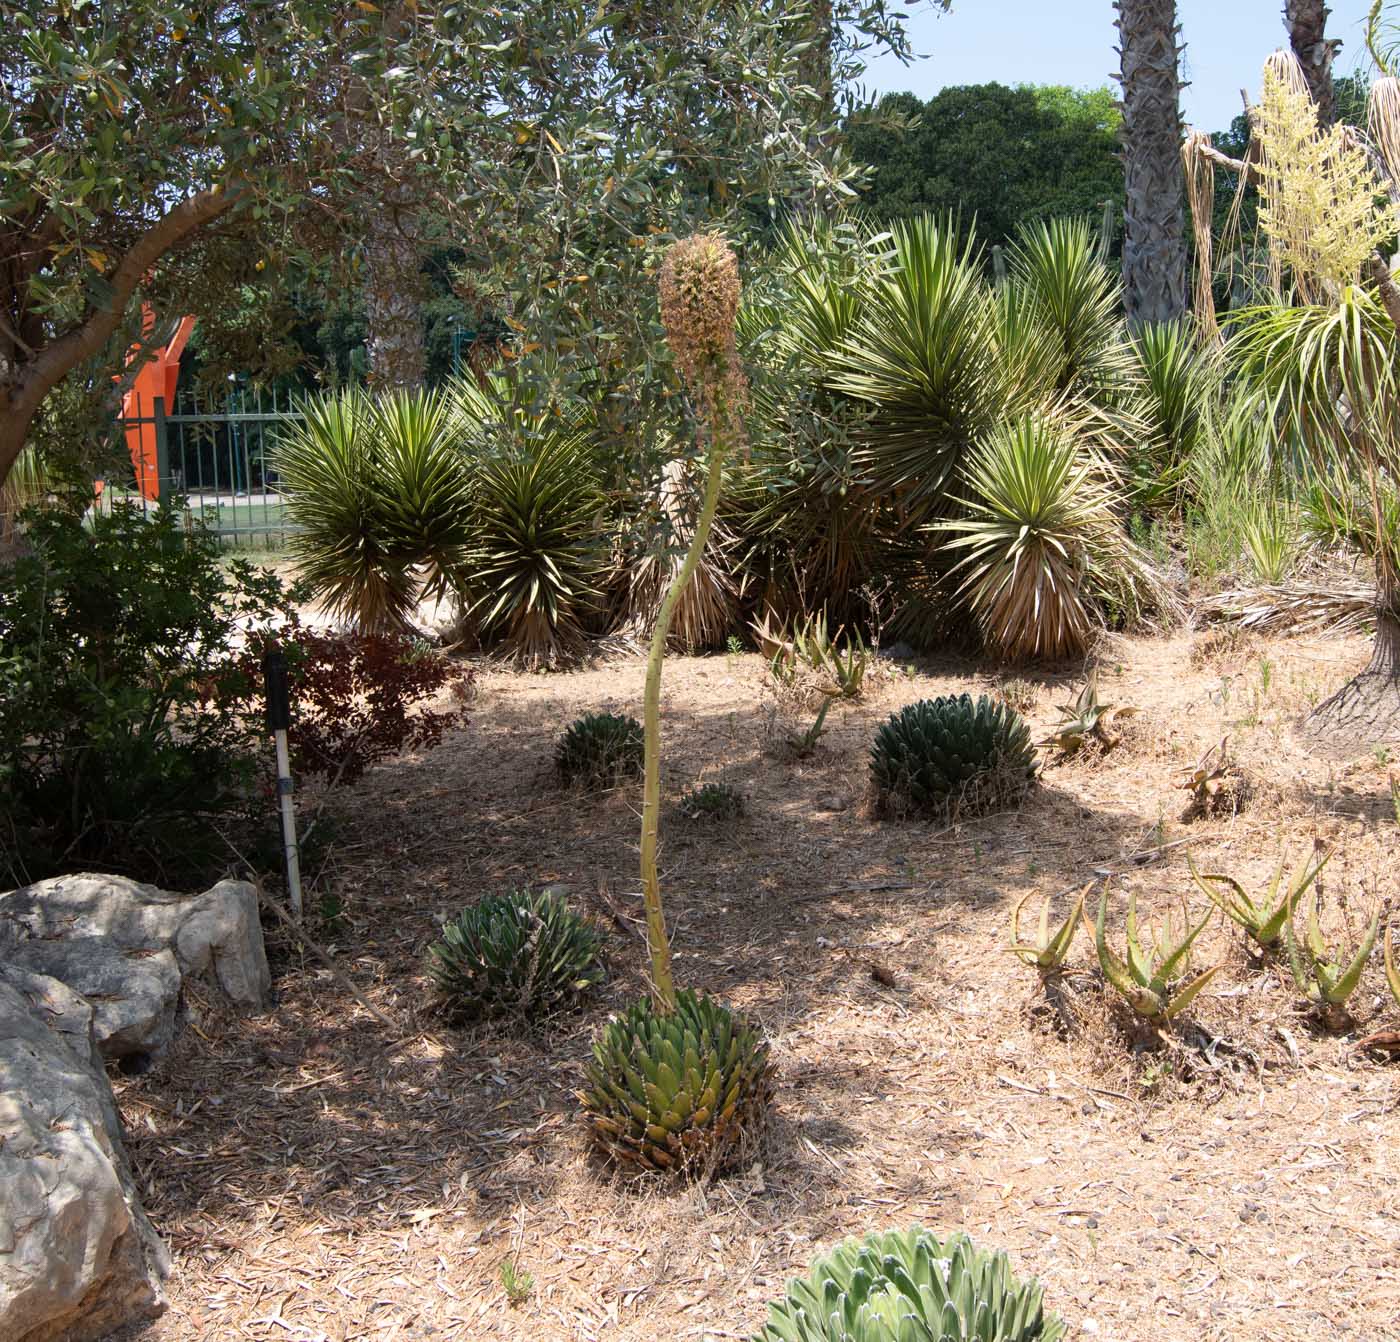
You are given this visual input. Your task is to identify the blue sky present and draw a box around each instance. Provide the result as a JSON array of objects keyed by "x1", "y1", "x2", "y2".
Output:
[{"x1": 860, "y1": 0, "x2": 1377, "y2": 132}]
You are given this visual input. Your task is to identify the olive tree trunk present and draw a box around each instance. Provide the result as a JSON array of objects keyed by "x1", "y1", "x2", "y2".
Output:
[{"x1": 1115, "y1": 0, "x2": 1188, "y2": 327}]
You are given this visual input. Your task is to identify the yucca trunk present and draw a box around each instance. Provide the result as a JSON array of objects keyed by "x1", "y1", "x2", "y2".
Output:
[
  {"x1": 1285, "y1": 0, "x2": 1340, "y2": 126},
  {"x1": 1116, "y1": 0, "x2": 1188, "y2": 326}
]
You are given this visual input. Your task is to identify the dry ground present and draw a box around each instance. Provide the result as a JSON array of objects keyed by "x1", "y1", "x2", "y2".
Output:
[{"x1": 118, "y1": 629, "x2": 1400, "y2": 1342}]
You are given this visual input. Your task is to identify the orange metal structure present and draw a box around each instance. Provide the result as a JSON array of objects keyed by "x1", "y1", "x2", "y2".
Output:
[{"x1": 120, "y1": 313, "x2": 195, "y2": 501}]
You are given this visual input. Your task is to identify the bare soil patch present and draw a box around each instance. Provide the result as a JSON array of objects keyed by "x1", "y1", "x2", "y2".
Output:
[{"x1": 119, "y1": 630, "x2": 1400, "y2": 1342}]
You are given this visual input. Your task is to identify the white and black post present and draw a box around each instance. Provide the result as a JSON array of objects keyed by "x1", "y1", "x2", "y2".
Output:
[{"x1": 263, "y1": 642, "x2": 304, "y2": 919}]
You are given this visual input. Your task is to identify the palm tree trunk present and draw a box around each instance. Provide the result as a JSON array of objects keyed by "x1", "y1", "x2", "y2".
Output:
[
  {"x1": 1285, "y1": 0, "x2": 1340, "y2": 126},
  {"x1": 1116, "y1": 0, "x2": 1188, "y2": 327}
]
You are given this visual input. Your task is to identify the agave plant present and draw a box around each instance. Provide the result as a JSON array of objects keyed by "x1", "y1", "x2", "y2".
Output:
[
  {"x1": 756, "y1": 1226, "x2": 1067, "y2": 1342},
  {"x1": 556, "y1": 712, "x2": 644, "y2": 788},
  {"x1": 1089, "y1": 883, "x2": 1222, "y2": 1022},
  {"x1": 1285, "y1": 887, "x2": 1381, "y2": 1016},
  {"x1": 580, "y1": 988, "x2": 773, "y2": 1175},
  {"x1": 1188, "y1": 847, "x2": 1331, "y2": 951},
  {"x1": 939, "y1": 414, "x2": 1149, "y2": 661},
  {"x1": 870, "y1": 693, "x2": 1037, "y2": 818},
  {"x1": 1041, "y1": 680, "x2": 1137, "y2": 755},
  {"x1": 1008, "y1": 885, "x2": 1087, "y2": 974},
  {"x1": 467, "y1": 419, "x2": 605, "y2": 669},
  {"x1": 677, "y1": 780, "x2": 745, "y2": 821},
  {"x1": 276, "y1": 387, "x2": 471, "y2": 632},
  {"x1": 428, "y1": 889, "x2": 605, "y2": 1021}
]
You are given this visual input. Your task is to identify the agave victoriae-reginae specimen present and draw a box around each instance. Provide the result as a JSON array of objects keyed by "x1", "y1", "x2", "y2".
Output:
[
  {"x1": 428, "y1": 890, "x2": 605, "y2": 1021},
  {"x1": 556, "y1": 713, "x2": 644, "y2": 788},
  {"x1": 581, "y1": 987, "x2": 773, "y2": 1175},
  {"x1": 1285, "y1": 885, "x2": 1381, "y2": 1018},
  {"x1": 1188, "y1": 847, "x2": 1331, "y2": 952},
  {"x1": 1089, "y1": 883, "x2": 1222, "y2": 1022},
  {"x1": 580, "y1": 233, "x2": 774, "y2": 1176},
  {"x1": 870, "y1": 693, "x2": 1037, "y2": 818},
  {"x1": 756, "y1": 1225, "x2": 1067, "y2": 1342},
  {"x1": 1040, "y1": 680, "x2": 1137, "y2": 756},
  {"x1": 1008, "y1": 884, "x2": 1088, "y2": 975}
]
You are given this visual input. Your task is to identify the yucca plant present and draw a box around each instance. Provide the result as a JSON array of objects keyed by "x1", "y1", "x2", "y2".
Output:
[
  {"x1": 276, "y1": 388, "x2": 471, "y2": 632},
  {"x1": 581, "y1": 988, "x2": 773, "y2": 1175},
  {"x1": 1008, "y1": 885, "x2": 1087, "y2": 975},
  {"x1": 556, "y1": 712, "x2": 644, "y2": 788},
  {"x1": 428, "y1": 889, "x2": 605, "y2": 1021},
  {"x1": 939, "y1": 414, "x2": 1149, "y2": 661},
  {"x1": 870, "y1": 694, "x2": 1037, "y2": 818},
  {"x1": 1089, "y1": 883, "x2": 1222, "y2": 1022},
  {"x1": 467, "y1": 421, "x2": 605, "y2": 669},
  {"x1": 1129, "y1": 320, "x2": 1215, "y2": 512},
  {"x1": 1285, "y1": 887, "x2": 1381, "y2": 1017},
  {"x1": 1187, "y1": 847, "x2": 1331, "y2": 951},
  {"x1": 756, "y1": 1226, "x2": 1067, "y2": 1342},
  {"x1": 1041, "y1": 680, "x2": 1137, "y2": 755}
]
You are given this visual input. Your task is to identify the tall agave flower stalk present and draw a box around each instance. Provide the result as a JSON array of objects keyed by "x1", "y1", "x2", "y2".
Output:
[{"x1": 640, "y1": 233, "x2": 747, "y2": 1010}]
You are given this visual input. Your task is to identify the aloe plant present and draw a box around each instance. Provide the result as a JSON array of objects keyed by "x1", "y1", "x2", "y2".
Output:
[
  {"x1": 1285, "y1": 888, "x2": 1380, "y2": 1014},
  {"x1": 1385, "y1": 925, "x2": 1400, "y2": 1009},
  {"x1": 1008, "y1": 885, "x2": 1087, "y2": 974},
  {"x1": 1041, "y1": 680, "x2": 1137, "y2": 755},
  {"x1": 1089, "y1": 883, "x2": 1222, "y2": 1021},
  {"x1": 1188, "y1": 848, "x2": 1331, "y2": 951}
]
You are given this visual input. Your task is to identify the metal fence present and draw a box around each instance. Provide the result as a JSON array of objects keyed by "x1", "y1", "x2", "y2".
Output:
[{"x1": 115, "y1": 385, "x2": 302, "y2": 550}]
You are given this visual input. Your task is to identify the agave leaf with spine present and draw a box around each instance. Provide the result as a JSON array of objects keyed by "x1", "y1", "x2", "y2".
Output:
[
  {"x1": 1008, "y1": 884, "x2": 1088, "y2": 973},
  {"x1": 1089, "y1": 883, "x2": 1222, "y2": 1021},
  {"x1": 1188, "y1": 847, "x2": 1330, "y2": 950},
  {"x1": 1285, "y1": 886, "x2": 1381, "y2": 1010}
]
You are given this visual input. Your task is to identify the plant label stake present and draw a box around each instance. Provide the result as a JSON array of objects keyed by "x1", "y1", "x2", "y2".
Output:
[{"x1": 263, "y1": 643, "x2": 304, "y2": 919}]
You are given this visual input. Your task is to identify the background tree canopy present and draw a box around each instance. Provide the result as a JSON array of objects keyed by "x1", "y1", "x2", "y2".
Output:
[{"x1": 844, "y1": 84, "x2": 1124, "y2": 249}]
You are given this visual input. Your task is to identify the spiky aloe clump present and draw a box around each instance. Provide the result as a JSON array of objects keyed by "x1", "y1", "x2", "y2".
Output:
[
  {"x1": 581, "y1": 988, "x2": 772, "y2": 1176},
  {"x1": 429, "y1": 890, "x2": 605, "y2": 1020},
  {"x1": 757, "y1": 1226, "x2": 1067, "y2": 1342},
  {"x1": 870, "y1": 694, "x2": 1036, "y2": 817},
  {"x1": 678, "y1": 781, "x2": 746, "y2": 821},
  {"x1": 556, "y1": 712, "x2": 644, "y2": 788}
]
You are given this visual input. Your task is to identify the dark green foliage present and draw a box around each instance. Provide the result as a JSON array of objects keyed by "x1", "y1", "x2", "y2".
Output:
[
  {"x1": 556, "y1": 713, "x2": 645, "y2": 787},
  {"x1": 429, "y1": 889, "x2": 605, "y2": 1021},
  {"x1": 756, "y1": 1225, "x2": 1067, "y2": 1342},
  {"x1": 0, "y1": 504, "x2": 296, "y2": 884},
  {"x1": 846, "y1": 85, "x2": 1123, "y2": 250},
  {"x1": 870, "y1": 694, "x2": 1037, "y2": 817},
  {"x1": 677, "y1": 781, "x2": 746, "y2": 822},
  {"x1": 581, "y1": 989, "x2": 773, "y2": 1175}
]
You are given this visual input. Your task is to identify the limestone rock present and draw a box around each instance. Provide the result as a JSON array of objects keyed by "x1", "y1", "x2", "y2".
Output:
[{"x1": 0, "y1": 966, "x2": 169, "y2": 1342}]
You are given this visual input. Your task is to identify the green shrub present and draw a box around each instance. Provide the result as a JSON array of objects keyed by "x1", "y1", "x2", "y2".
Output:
[
  {"x1": 870, "y1": 693, "x2": 1036, "y2": 817},
  {"x1": 428, "y1": 889, "x2": 605, "y2": 1020},
  {"x1": 677, "y1": 781, "x2": 746, "y2": 821},
  {"x1": 556, "y1": 712, "x2": 644, "y2": 787},
  {"x1": 581, "y1": 988, "x2": 773, "y2": 1176},
  {"x1": 0, "y1": 504, "x2": 295, "y2": 884},
  {"x1": 756, "y1": 1226, "x2": 1066, "y2": 1342}
]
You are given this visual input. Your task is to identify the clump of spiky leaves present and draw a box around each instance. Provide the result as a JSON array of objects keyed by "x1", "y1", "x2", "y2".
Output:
[
  {"x1": 465, "y1": 412, "x2": 606, "y2": 670},
  {"x1": 1188, "y1": 847, "x2": 1331, "y2": 951},
  {"x1": 1178, "y1": 737, "x2": 1250, "y2": 819},
  {"x1": 1385, "y1": 925, "x2": 1400, "y2": 1008},
  {"x1": 759, "y1": 608, "x2": 870, "y2": 700},
  {"x1": 756, "y1": 1225, "x2": 1067, "y2": 1342},
  {"x1": 870, "y1": 694, "x2": 1037, "y2": 818},
  {"x1": 276, "y1": 387, "x2": 471, "y2": 632},
  {"x1": 677, "y1": 781, "x2": 745, "y2": 822},
  {"x1": 1128, "y1": 320, "x2": 1215, "y2": 513},
  {"x1": 428, "y1": 890, "x2": 605, "y2": 1021},
  {"x1": 939, "y1": 415, "x2": 1152, "y2": 661},
  {"x1": 1008, "y1": 885, "x2": 1087, "y2": 974},
  {"x1": 581, "y1": 988, "x2": 773, "y2": 1176},
  {"x1": 556, "y1": 713, "x2": 644, "y2": 788},
  {"x1": 1089, "y1": 883, "x2": 1222, "y2": 1022},
  {"x1": 1285, "y1": 885, "x2": 1381, "y2": 1019},
  {"x1": 997, "y1": 678, "x2": 1040, "y2": 713},
  {"x1": 1041, "y1": 680, "x2": 1137, "y2": 756}
]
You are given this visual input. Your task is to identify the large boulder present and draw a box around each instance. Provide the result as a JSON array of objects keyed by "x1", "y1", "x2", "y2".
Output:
[
  {"x1": 0, "y1": 965, "x2": 170, "y2": 1341},
  {"x1": 0, "y1": 874, "x2": 271, "y2": 1060}
]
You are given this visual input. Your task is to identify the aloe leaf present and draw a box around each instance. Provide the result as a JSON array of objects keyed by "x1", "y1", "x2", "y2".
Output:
[
  {"x1": 1163, "y1": 962, "x2": 1224, "y2": 1019},
  {"x1": 1321, "y1": 903, "x2": 1380, "y2": 1005},
  {"x1": 1155, "y1": 899, "x2": 1215, "y2": 984},
  {"x1": 1386, "y1": 925, "x2": 1400, "y2": 1009}
]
